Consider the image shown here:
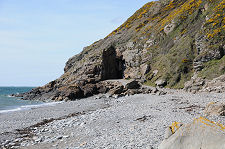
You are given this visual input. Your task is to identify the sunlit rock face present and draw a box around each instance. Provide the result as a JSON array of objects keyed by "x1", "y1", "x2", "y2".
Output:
[
  {"x1": 18, "y1": 0, "x2": 225, "y2": 101},
  {"x1": 159, "y1": 117, "x2": 225, "y2": 149}
]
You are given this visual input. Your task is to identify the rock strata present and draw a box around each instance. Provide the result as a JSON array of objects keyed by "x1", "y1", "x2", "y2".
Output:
[
  {"x1": 18, "y1": 0, "x2": 225, "y2": 101},
  {"x1": 184, "y1": 74, "x2": 225, "y2": 93}
]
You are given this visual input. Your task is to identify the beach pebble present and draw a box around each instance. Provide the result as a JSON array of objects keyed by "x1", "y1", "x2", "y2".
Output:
[
  {"x1": 56, "y1": 135, "x2": 63, "y2": 140},
  {"x1": 14, "y1": 138, "x2": 22, "y2": 142},
  {"x1": 63, "y1": 135, "x2": 69, "y2": 138},
  {"x1": 4, "y1": 140, "x2": 10, "y2": 145},
  {"x1": 21, "y1": 141, "x2": 29, "y2": 147},
  {"x1": 9, "y1": 142, "x2": 16, "y2": 146},
  {"x1": 52, "y1": 144, "x2": 58, "y2": 147},
  {"x1": 34, "y1": 137, "x2": 43, "y2": 143}
]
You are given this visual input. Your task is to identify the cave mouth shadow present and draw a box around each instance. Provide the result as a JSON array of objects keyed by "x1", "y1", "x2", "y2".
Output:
[{"x1": 101, "y1": 46, "x2": 125, "y2": 80}]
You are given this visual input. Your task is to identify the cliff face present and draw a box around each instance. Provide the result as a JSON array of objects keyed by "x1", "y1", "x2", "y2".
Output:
[{"x1": 21, "y1": 0, "x2": 225, "y2": 101}]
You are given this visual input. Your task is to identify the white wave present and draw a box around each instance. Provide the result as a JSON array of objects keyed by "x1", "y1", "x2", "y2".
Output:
[
  {"x1": 0, "y1": 101, "x2": 64, "y2": 114},
  {"x1": 0, "y1": 107, "x2": 22, "y2": 113},
  {"x1": 21, "y1": 101, "x2": 63, "y2": 109}
]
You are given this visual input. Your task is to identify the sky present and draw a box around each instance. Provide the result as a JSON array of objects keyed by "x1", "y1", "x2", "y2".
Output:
[{"x1": 0, "y1": 0, "x2": 152, "y2": 86}]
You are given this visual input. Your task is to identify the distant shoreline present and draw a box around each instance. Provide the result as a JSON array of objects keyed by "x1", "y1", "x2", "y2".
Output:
[
  {"x1": 0, "y1": 87, "x2": 40, "y2": 113},
  {"x1": 0, "y1": 86, "x2": 36, "y2": 88}
]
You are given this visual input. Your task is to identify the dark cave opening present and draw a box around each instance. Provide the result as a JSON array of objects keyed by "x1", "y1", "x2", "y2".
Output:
[
  {"x1": 219, "y1": 46, "x2": 225, "y2": 58},
  {"x1": 101, "y1": 46, "x2": 125, "y2": 80}
]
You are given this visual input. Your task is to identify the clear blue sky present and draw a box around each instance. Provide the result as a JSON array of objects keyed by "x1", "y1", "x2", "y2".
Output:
[{"x1": 0, "y1": 0, "x2": 152, "y2": 87}]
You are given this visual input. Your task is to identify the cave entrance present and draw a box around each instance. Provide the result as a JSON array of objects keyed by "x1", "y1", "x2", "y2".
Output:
[{"x1": 101, "y1": 46, "x2": 125, "y2": 80}]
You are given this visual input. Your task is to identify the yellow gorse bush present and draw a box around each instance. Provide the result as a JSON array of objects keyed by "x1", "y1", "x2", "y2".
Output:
[{"x1": 206, "y1": 0, "x2": 225, "y2": 38}]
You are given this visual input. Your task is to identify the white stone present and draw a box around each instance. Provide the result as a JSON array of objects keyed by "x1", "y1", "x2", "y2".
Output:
[
  {"x1": 126, "y1": 42, "x2": 134, "y2": 48},
  {"x1": 164, "y1": 22, "x2": 176, "y2": 35}
]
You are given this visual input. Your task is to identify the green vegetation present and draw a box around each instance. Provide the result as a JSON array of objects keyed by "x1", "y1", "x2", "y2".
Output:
[
  {"x1": 106, "y1": 2, "x2": 155, "y2": 37},
  {"x1": 205, "y1": 0, "x2": 225, "y2": 39},
  {"x1": 105, "y1": 0, "x2": 225, "y2": 88},
  {"x1": 198, "y1": 56, "x2": 225, "y2": 80}
]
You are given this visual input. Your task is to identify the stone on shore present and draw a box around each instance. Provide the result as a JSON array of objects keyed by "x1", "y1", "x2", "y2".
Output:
[
  {"x1": 155, "y1": 79, "x2": 167, "y2": 88},
  {"x1": 159, "y1": 117, "x2": 225, "y2": 149},
  {"x1": 204, "y1": 102, "x2": 225, "y2": 116},
  {"x1": 125, "y1": 80, "x2": 141, "y2": 89}
]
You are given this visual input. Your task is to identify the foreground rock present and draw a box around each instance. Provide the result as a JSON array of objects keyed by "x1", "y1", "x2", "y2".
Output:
[{"x1": 159, "y1": 117, "x2": 225, "y2": 149}]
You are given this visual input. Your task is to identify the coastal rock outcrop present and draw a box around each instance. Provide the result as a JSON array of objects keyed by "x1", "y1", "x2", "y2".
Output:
[
  {"x1": 17, "y1": 79, "x2": 166, "y2": 101},
  {"x1": 19, "y1": 0, "x2": 225, "y2": 101},
  {"x1": 184, "y1": 74, "x2": 225, "y2": 93}
]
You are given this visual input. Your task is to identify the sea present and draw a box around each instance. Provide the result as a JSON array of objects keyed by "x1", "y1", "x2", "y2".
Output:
[{"x1": 0, "y1": 87, "x2": 44, "y2": 113}]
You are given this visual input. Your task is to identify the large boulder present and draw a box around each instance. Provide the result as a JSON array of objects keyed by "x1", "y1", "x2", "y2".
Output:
[
  {"x1": 82, "y1": 84, "x2": 98, "y2": 97},
  {"x1": 163, "y1": 22, "x2": 176, "y2": 35},
  {"x1": 125, "y1": 80, "x2": 141, "y2": 89},
  {"x1": 159, "y1": 117, "x2": 225, "y2": 149},
  {"x1": 155, "y1": 79, "x2": 167, "y2": 87},
  {"x1": 96, "y1": 83, "x2": 109, "y2": 94},
  {"x1": 64, "y1": 85, "x2": 84, "y2": 100},
  {"x1": 109, "y1": 85, "x2": 124, "y2": 95},
  {"x1": 204, "y1": 102, "x2": 225, "y2": 116}
]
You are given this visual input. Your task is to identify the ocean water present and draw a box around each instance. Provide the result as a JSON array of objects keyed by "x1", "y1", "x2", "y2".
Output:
[{"x1": 0, "y1": 87, "x2": 43, "y2": 113}]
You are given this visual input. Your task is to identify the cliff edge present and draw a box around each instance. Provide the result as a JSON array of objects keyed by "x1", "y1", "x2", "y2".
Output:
[{"x1": 20, "y1": 0, "x2": 225, "y2": 101}]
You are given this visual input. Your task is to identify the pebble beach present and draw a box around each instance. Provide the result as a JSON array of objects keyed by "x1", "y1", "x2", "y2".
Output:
[{"x1": 1, "y1": 90, "x2": 225, "y2": 149}]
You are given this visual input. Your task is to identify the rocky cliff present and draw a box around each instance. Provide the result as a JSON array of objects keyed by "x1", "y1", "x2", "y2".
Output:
[{"x1": 20, "y1": 0, "x2": 225, "y2": 101}]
